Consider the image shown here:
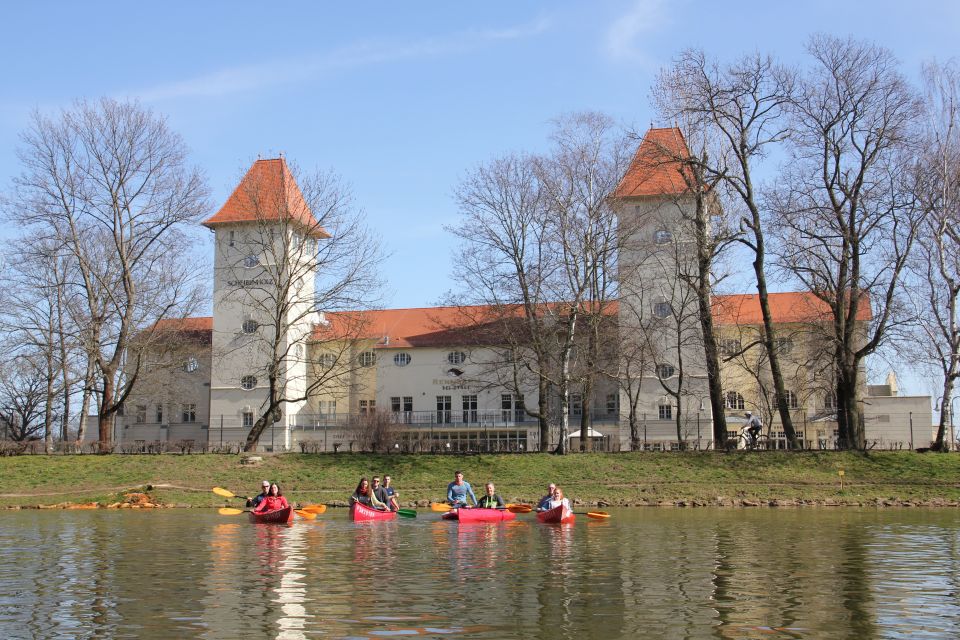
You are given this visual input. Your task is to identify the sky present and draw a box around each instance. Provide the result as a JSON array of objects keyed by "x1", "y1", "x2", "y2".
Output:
[{"x1": 1, "y1": 0, "x2": 957, "y2": 394}]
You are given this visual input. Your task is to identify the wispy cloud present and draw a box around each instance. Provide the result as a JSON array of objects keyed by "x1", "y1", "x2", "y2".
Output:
[
  {"x1": 132, "y1": 17, "x2": 551, "y2": 103},
  {"x1": 604, "y1": 0, "x2": 669, "y2": 68}
]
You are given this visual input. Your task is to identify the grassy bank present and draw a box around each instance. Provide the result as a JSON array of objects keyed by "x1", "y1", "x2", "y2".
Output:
[{"x1": 1, "y1": 451, "x2": 960, "y2": 508}]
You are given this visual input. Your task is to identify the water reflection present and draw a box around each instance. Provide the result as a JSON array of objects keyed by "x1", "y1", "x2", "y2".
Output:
[{"x1": 1, "y1": 509, "x2": 959, "y2": 639}]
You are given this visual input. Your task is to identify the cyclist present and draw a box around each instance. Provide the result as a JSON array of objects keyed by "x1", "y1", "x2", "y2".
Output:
[{"x1": 745, "y1": 411, "x2": 763, "y2": 448}]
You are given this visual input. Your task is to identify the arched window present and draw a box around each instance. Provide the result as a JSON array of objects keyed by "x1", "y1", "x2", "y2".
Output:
[
  {"x1": 656, "y1": 364, "x2": 675, "y2": 379},
  {"x1": 317, "y1": 353, "x2": 336, "y2": 368},
  {"x1": 773, "y1": 390, "x2": 799, "y2": 410},
  {"x1": 724, "y1": 391, "x2": 745, "y2": 410}
]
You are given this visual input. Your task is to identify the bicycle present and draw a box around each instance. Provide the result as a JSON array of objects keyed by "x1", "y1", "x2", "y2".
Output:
[{"x1": 733, "y1": 425, "x2": 769, "y2": 451}]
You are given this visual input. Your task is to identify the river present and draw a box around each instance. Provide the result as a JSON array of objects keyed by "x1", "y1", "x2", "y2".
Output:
[{"x1": 1, "y1": 508, "x2": 958, "y2": 639}]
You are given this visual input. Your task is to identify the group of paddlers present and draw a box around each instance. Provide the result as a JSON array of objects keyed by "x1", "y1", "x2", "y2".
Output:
[{"x1": 245, "y1": 470, "x2": 572, "y2": 515}]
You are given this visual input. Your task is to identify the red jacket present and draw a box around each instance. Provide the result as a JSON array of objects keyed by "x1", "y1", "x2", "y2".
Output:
[{"x1": 255, "y1": 495, "x2": 289, "y2": 512}]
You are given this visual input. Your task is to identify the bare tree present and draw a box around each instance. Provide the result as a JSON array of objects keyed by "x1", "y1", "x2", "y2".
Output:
[
  {"x1": 906, "y1": 60, "x2": 960, "y2": 451},
  {"x1": 0, "y1": 354, "x2": 49, "y2": 442},
  {"x1": 770, "y1": 36, "x2": 924, "y2": 449},
  {"x1": 9, "y1": 98, "x2": 209, "y2": 445},
  {"x1": 654, "y1": 50, "x2": 802, "y2": 447},
  {"x1": 214, "y1": 162, "x2": 384, "y2": 452},
  {"x1": 449, "y1": 112, "x2": 630, "y2": 454}
]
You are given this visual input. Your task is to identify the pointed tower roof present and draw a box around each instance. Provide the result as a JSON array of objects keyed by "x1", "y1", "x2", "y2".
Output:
[
  {"x1": 202, "y1": 158, "x2": 331, "y2": 238},
  {"x1": 614, "y1": 127, "x2": 691, "y2": 199}
]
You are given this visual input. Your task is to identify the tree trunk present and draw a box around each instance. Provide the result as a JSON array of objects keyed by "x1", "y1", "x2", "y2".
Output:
[
  {"x1": 933, "y1": 376, "x2": 954, "y2": 451},
  {"x1": 98, "y1": 374, "x2": 114, "y2": 444},
  {"x1": 836, "y1": 364, "x2": 864, "y2": 450},
  {"x1": 538, "y1": 378, "x2": 550, "y2": 452}
]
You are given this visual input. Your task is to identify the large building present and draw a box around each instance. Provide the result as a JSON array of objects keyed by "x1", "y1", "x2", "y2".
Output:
[{"x1": 109, "y1": 130, "x2": 932, "y2": 452}]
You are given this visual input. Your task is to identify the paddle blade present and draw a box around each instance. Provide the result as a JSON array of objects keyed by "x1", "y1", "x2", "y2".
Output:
[
  {"x1": 507, "y1": 504, "x2": 532, "y2": 513},
  {"x1": 213, "y1": 487, "x2": 236, "y2": 499},
  {"x1": 218, "y1": 507, "x2": 244, "y2": 515},
  {"x1": 430, "y1": 503, "x2": 452, "y2": 512},
  {"x1": 302, "y1": 504, "x2": 327, "y2": 514},
  {"x1": 295, "y1": 509, "x2": 317, "y2": 520},
  {"x1": 586, "y1": 511, "x2": 610, "y2": 519},
  {"x1": 397, "y1": 509, "x2": 417, "y2": 518}
]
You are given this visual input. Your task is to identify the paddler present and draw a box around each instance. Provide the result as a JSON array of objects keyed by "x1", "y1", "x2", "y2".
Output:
[
  {"x1": 446, "y1": 470, "x2": 477, "y2": 508},
  {"x1": 246, "y1": 480, "x2": 271, "y2": 508},
  {"x1": 475, "y1": 482, "x2": 505, "y2": 509}
]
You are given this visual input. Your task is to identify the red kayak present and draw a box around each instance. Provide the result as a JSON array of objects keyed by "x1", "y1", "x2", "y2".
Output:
[
  {"x1": 350, "y1": 502, "x2": 397, "y2": 521},
  {"x1": 442, "y1": 507, "x2": 516, "y2": 523},
  {"x1": 536, "y1": 504, "x2": 575, "y2": 524},
  {"x1": 249, "y1": 506, "x2": 294, "y2": 524}
]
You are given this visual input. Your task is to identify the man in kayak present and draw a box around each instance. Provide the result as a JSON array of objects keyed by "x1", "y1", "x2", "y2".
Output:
[
  {"x1": 476, "y1": 482, "x2": 505, "y2": 509},
  {"x1": 246, "y1": 480, "x2": 271, "y2": 509},
  {"x1": 382, "y1": 475, "x2": 400, "y2": 511},
  {"x1": 352, "y1": 477, "x2": 389, "y2": 510},
  {"x1": 536, "y1": 483, "x2": 557, "y2": 512},
  {"x1": 253, "y1": 483, "x2": 289, "y2": 513},
  {"x1": 371, "y1": 476, "x2": 392, "y2": 510},
  {"x1": 446, "y1": 470, "x2": 477, "y2": 508}
]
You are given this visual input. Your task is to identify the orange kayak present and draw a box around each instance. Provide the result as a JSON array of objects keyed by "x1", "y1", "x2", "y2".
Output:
[
  {"x1": 249, "y1": 506, "x2": 294, "y2": 524},
  {"x1": 536, "y1": 505, "x2": 575, "y2": 524}
]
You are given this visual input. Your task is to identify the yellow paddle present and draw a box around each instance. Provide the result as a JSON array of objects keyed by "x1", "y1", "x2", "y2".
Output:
[
  {"x1": 301, "y1": 504, "x2": 327, "y2": 514},
  {"x1": 430, "y1": 502, "x2": 453, "y2": 512},
  {"x1": 213, "y1": 487, "x2": 243, "y2": 500},
  {"x1": 218, "y1": 507, "x2": 245, "y2": 515},
  {"x1": 579, "y1": 511, "x2": 611, "y2": 520},
  {"x1": 506, "y1": 504, "x2": 533, "y2": 513}
]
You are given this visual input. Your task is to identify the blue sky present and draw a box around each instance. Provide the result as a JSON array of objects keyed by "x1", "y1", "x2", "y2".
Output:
[{"x1": 1, "y1": 1, "x2": 957, "y2": 391}]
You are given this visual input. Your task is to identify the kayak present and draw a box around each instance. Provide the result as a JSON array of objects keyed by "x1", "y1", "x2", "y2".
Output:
[
  {"x1": 249, "y1": 506, "x2": 294, "y2": 524},
  {"x1": 536, "y1": 504, "x2": 575, "y2": 524},
  {"x1": 442, "y1": 507, "x2": 516, "y2": 523},
  {"x1": 350, "y1": 501, "x2": 397, "y2": 521}
]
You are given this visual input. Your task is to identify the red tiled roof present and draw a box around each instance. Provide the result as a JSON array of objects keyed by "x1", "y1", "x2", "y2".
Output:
[
  {"x1": 614, "y1": 127, "x2": 691, "y2": 199},
  {"x1": 202, "y1": 158, "x2": 331, "y2": 238},
  {"x1": 165, "y1": 293, "x2": 870, "y2": 349},
  {"x1": 712, "y1": 292, "x2": 872, "y2": 325}
]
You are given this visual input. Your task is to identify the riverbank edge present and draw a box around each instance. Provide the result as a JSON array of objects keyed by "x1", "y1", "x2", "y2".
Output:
[{"x1": 2, "y1": 450, "x2": 959, "y2": 509}]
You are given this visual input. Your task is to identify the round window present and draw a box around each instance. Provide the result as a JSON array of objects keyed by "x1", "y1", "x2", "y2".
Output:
[
  {"x1": 183, "y1": 357, "x2": 199, "y2": 373},
  {"x1": 394, "y1": 352, "x2": 411, "y2": 367},
  {"x1": 243, "y1": 254, "x2": 260, "y2": 268},
  {"x1": 447, "y1": 351, "x2": 467, "y2": 365},
  {"x1": 241, "y1": 319, "x2": 258, "y2": 334},
  {"x1": 656, "y1": 364, "x2": 676, "y2": 379},
  {"x1": 240, "y1": 375, "x2": 257, "y2": 390}
]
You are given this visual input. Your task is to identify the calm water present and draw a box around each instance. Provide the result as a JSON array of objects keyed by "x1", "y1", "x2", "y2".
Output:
[{"x1": 1, "y1": 508, "x2": 959, "y2": 639}]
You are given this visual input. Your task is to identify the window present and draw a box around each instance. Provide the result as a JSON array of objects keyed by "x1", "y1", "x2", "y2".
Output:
[
  {"x1": 319, "y1": 400, "x2": 336, "y2": 416},
  {"x1": 242, "y1": 411, "x2": 254, "y2": 428},
  {"x1": 183, "y1": 357, "x2": 199, "y2": 373},
  {"x1": 720, "y1": 339, "x2": 742, "y2": 357},
  {"x1": 317, "y1": 353, "x2": 337, "y2": 368},
  {"x1": 606, "y1": 394, "x2": 618, "y2": 415},
  {"x1": 393, "y1": 352, "x2": 411, "y2": 367},
  {"x1": 182, "y1": 404, "x2": 196, "y2": 423},
  {"x1": 358, "y1": 351, "x2": 377, "y2": 367},
  {"x1": 653, "y1": 301, "x2": 672, "y2": 319},
  {"x1": 824, "y1": 392, "x2": 837, "y2": 410},
  {"x1": 243, "y1": 254, "x2": 260, "y2": 268},
  {"x1": 155, "y1": 404, "x2": 163, "y2": 423},
  {"x1": 774, "y1": 337, "x2": 794, "y2": 355},
  {"x1": 654, "y1": 229, "x2": 673, "y2": 245},
  {"x1": 656, "y1": 364, "x2": 676, "y2": 379},
  {"x1": 725, "y1": 391, "x2": 745, "y2": 410},
  {"x1": 447, "y1": 351, "x2": 467, "y2": 365},
  {"x1": 436, "y1": 396, "x2": 452, "y2": 423},
  {"x1": 295, "y1": 343, "x2": 303, "y2": 359},
  {"x1": 240, "y1": 375, "x2": 257, "y2": 390},
  {"x1": 241, "y1": 319, "x2": 258, "y2": 334},
  {"x1": 391, "y1": 396, "x2": 401, "y2": 412},
  {"x1": 773, "y1": 390, "x2": 799, "y2": 410},
  {"x1": 228, "y1": 230, "x2": 235, "y2": 247},
  {"x1": 462, "y1": 395, "x2": 478, "y2": 423},
  {"x1": 501, "y1": 394, "x2": 514, "y2": 422},
  {"x1": 135, "y1": 405, "x2": 146, "y2": 424},
  {"x1": 359, "y1": 399, "x2": 375, "y2": 415},
  {"x1": 391, "y1": 396, "x2": 413, "y2": 422},
  {"x1": 658, "y1": 403, "x2": 672, "y2": 420},
  {"x1": 568, "y1": 393, "x2": 583, "y2": 417}
]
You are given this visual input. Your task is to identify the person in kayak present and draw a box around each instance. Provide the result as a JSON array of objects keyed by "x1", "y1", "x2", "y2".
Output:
[
  {"x1": 446, "y1": 470, "x2": 477, "y2": 508},
  {"x1": 476, "y1": 482, "x2": 505, "y2": 509},
  {"x1": 253, "y1": 483, "x2": 289, "y2": 513},
  {"x1": 545, "y1": 486, "x2": 572, "y2": 515},
  {"x1": 352, "y1": 477, "x2": 389, "y2": 510},
  {"x1": 371, "y1": 476, "x2": 392, "y2": 510},
  {"x1": 536, "y1": 483, "x2": 557, "y2": 512},
  {"x1": 382, "y1": 475, "x2": 400, "y2": 511},
  {"x1": 246, "y1": 480, "x2": 271, "y2": 509}
]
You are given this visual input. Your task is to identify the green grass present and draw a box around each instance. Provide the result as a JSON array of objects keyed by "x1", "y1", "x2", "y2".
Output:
[{"x1": 1, "y1": 450, "x2": 959, "y2": 508}]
